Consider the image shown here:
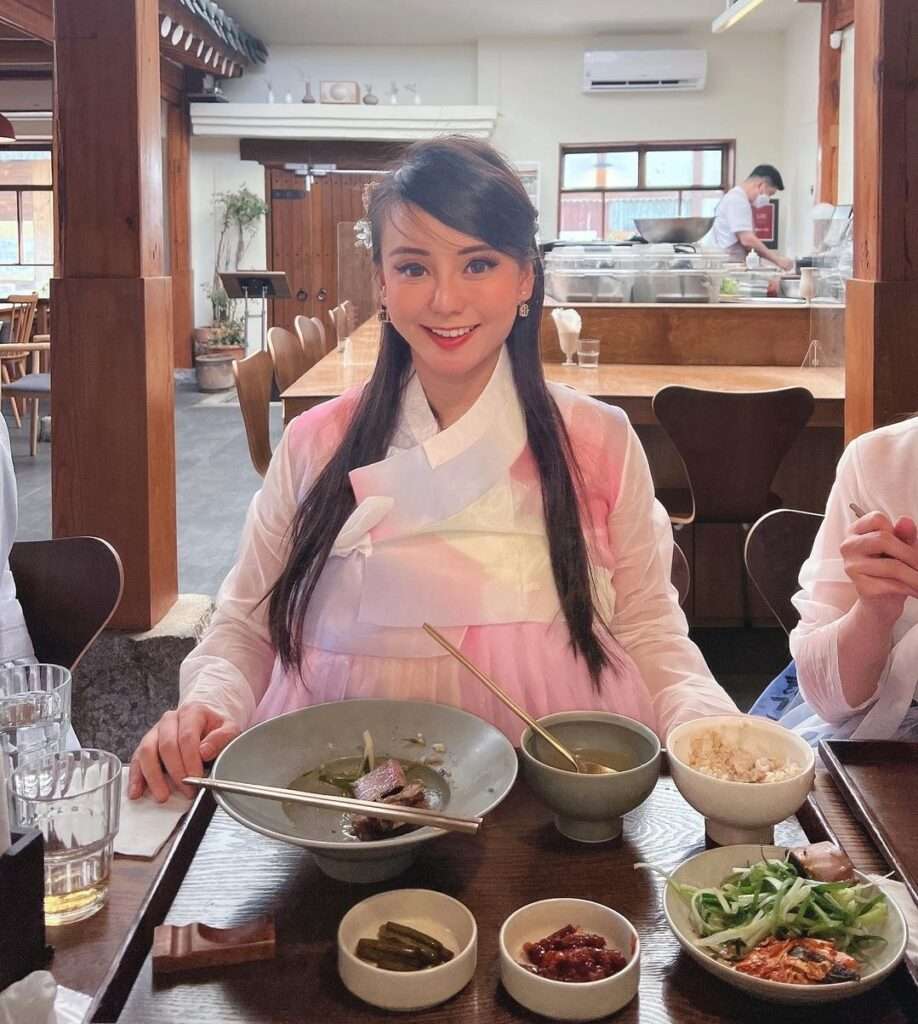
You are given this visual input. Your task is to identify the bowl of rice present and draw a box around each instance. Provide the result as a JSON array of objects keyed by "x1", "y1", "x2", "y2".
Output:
[{"x1": 667, "y1": 716, "x2": 815, "y2": 845}]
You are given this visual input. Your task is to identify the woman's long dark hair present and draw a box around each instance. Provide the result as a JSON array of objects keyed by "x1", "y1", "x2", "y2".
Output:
[{"x1": 268, "y1": 136, "x2": 617, "y2": 686}]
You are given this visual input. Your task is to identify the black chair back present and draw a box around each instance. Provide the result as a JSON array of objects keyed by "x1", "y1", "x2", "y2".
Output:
[
  {"x1": 744, "y1": 508, "x2": 824, "y2": 634},
  {"x1": 652, "y1": 386, "x2": 816, "y2": 523},
  {"x1": 10, "y1": 537, "x2": 124, "y2": 670}
]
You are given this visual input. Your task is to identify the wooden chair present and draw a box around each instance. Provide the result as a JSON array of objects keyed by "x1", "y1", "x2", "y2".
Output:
[
  {"x1": 10, "y1": 537, "x2": 124, "y2": 671},
  {"x1": 744, "y1": 508, "x2": 825, "y2": 635},
  {"x1": 652, "y1": 386, "x2": 816, "y2": 526},
  {"x1": 671, "y1": 541, "x2": 690, "y2": 608},
  {"x1": 310, "y1": 316, "x2": 328, "y2": 353},
  {"x1": 267, "y1": 325, "x2": 309, "y2": 394},
  {"x1": 0, "y1": 294, "x2": 38, "y2": 426},
  {"x1": 232, "y1": 350, "x2": 273, "y2": 477},
  {"x1": 293, "y1": 315, "x2": 325, "y2": 368},
  {"x1": 3, "y1": 336, "x2": 49, "y2": 456}
]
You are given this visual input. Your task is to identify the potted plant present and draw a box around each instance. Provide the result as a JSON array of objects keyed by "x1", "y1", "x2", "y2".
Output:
[{"x1": 194, "y1": 186, "x2": 268, "y2": 388}]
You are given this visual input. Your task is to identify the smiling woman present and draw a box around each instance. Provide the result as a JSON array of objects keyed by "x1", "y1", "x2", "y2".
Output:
[{"x1": 129, "y1": 136, "x2": 737, "y2": 804}]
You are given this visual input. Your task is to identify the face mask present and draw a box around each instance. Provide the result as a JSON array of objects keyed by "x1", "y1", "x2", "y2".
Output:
[{"x1": 754, "y1": 194, "x2": 772, "y2": 208}]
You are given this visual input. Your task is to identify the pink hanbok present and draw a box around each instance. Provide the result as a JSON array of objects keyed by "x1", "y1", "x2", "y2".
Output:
[{"x1": 180, "y1": 348, "x2": 736, "y2": 742}]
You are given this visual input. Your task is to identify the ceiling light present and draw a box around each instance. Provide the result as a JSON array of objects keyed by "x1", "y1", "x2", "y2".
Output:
[
  {"x1": 204, "y1": 45, "x2": 213, "y2": 62},
  {"x1": 184, "y1": 33, "x2": 194, "y2": 51},
  {"x1": 160, "y1": 16, "x2": 172, "y2": 39},
  {"x1": 171, "y1": 24, "x2": 184, "y2": 45},
  {"x1": 711, "y1": 0, "x2": 766, "y2": 33},
  {"x1": 197, "y1": 39, "x2": 205, "y2": 57}
]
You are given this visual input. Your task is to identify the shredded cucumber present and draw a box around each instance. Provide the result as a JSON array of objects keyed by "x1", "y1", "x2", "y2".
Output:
[{"x1": 636, "y1": 855, "x2": 888, "y2": 960}]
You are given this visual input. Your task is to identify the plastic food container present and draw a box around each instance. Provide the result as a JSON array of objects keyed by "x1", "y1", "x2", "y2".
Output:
[{"x1": 545, "y1": 245, "x2": 729, "y2": 304}]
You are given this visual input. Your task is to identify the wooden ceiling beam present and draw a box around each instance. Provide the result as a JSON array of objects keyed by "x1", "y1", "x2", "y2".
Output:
[{"x1": 0, "y1": 0, "x2": 52, "y2": 44}]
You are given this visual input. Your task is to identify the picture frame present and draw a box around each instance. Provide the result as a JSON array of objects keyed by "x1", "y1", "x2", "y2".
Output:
[
  {"x1": 753, "y1": 197, "x2": 779, "y2": 249},
  {"x1": 319, "y1": 81, "x2": 360, "y2": 104}
]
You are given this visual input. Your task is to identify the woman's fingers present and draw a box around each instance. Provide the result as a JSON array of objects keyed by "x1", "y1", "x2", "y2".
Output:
[
  {"x1": 894, "y1": 515, "x2": 918, "y2": 545},
  {"x1": 847, "y1": 555, "x2": 918, "y2": 598},
  {"x1": 131, "y1": 719, "x2": 173, "y2": 803},
  {"x1": 849, "y1": 510, "x2": 895, "y2": 535},
  {"x1": 128, "y1": 704, "x2": 237, "y2": 803},
  {"x1": 154, "y1": 709, "x2": 196, "y2": 800},
  {"x1": 199, "y1": 718, "x2": 241, "y2": 762},
  {"x1": 841, "y1": 528, "x2": 918, "y2": 572}
]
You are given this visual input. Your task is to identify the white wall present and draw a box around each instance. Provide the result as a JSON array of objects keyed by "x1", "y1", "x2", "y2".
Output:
[
  {"x1": 221, "y1": 43, "x2": 477, "y2": 105},
  {"x1": 478, "y1": 31, "x2": 786, "y2": 241},
  {"x1": 190, "y1": 136, "x2": 267, "y2": 351},
  {"x1": 781, "y1": 3, "x2": 822, "y2": 258}
]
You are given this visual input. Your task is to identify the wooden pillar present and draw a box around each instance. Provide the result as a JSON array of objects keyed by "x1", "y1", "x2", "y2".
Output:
[
  {"x1": 51, "y1": 0, "x2": 178, "y2": 629},
  {"x1": 167, "y1": 100, "x2": 194, "y2": 369},
  {"x1": 844, "y1": 0, "x2": 918, "y2": 439}
]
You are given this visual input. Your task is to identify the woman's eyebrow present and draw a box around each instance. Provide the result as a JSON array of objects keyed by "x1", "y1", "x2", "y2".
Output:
[{"x1": 387, "y1": 244, "x2": 495, "y2": 257}]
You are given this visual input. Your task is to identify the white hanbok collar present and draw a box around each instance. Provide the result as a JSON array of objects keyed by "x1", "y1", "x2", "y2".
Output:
[{"x1": 349, "y1": 346, "x2": 528, "y2": 531}]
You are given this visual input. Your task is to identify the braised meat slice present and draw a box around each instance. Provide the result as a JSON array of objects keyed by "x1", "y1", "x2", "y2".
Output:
[
  {"x1": 351, "y1": 762, "x2": 428, "y2": 841},
  {"x1": 352, "y1": 759, "x2": 407, "y2": 802}
]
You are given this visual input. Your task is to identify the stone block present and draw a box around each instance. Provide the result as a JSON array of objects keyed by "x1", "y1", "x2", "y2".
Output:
[{"x1": 72, "y1": 594, "x2": 214, "y2": 761}]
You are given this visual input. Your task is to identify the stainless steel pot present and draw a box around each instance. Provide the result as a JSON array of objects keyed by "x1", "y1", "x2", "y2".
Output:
[{"x1": 633, "y1": 217, "x2": 715, "y2": 244}]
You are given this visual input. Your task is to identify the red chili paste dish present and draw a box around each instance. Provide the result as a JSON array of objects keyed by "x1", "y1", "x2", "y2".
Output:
[{"x1": 520, "y1": 924, "x2": 627, "y2": 982}]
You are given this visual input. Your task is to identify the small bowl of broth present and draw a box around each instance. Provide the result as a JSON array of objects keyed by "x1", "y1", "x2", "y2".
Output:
[{"x1": 519, "y1": 712, "x2": 661, "y2": 843}]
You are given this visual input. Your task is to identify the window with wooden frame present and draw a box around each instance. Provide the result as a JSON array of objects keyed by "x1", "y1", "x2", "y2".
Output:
[
  {"x1": 0, "y1": 146, "x2": 53, "y2": 295},
  {"x1": 558, "y1": 141, "x2": 734, "y2": 241}
]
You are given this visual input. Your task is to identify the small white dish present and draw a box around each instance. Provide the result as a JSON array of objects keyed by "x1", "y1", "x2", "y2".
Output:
[
  {"x1": 667, "y1": 715, "x2": 815, "y2": 845},
  {"x1": 337, "y1": 889, "x2": 476, "y2": 1011},
  {"x1": 663, "y1": 844, "x2": 908, "y2": 1005},
  {"x1": 499, "y1": 898, "x2": 640, "y2": 1021}
]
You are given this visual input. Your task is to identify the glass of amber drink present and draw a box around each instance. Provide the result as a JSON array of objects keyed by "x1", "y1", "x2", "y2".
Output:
[{"x1": 8, "y1": 749, "x2": 122, "y2": 925}]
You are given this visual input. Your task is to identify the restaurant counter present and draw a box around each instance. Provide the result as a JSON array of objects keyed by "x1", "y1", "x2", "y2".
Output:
[{"x1": 541, "y1": 300, "x2": 813, "y2": 367}]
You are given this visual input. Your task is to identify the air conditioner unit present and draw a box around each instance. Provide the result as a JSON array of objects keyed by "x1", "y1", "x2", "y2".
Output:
[{"x1": 583, "y1": 50, "x2": 707, "y2": 92}]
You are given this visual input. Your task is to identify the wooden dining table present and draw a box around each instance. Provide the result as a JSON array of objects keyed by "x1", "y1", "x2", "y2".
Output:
[
  {"x1": 48, "y1": 766, "x2": 916, "y2": 1023},
  {"x1": 281, "y1": 320, "x2": 845, "y2": 429}
]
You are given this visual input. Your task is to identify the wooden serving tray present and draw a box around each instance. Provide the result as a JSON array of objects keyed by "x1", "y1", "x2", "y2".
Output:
[
  {"x1": 85, "y1": 774, "x2": 918, "y2": 1024},
  {"x1": 819, "y1": 740, "x2": 918, "y2": 906}
]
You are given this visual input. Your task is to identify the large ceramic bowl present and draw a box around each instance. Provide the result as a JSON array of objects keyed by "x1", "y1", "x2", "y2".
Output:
[
  {"x1": 663, "y1": 844, "x2": 908, "y2": 1005},
  {"x1": 667, "y1": 715, "x2": 815, "y2": 845},
  {"x1": 499, "y1": 898, "x2": 640, "y2": 1021},
  {"x1": 212, "y1": 699, "x2": 517, "y2": 882},
  {"x1": 519, "y1": 712, "x2": 661, "y2": 842}
]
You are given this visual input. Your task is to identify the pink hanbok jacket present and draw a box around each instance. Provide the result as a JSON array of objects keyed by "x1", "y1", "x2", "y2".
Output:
[{"x1": 180, "y1": 348, "x2": 736, "y2": 742}]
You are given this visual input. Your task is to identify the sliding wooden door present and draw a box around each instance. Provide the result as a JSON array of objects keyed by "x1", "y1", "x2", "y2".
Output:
[{"x1": 267, "y1": 169, "x2": 380, "y2": 335}]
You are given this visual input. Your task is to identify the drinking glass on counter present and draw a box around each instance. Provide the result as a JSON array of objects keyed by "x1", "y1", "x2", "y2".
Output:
[
  {"x1": 0, "y1": 664, "x2": 71, "y2": 775},
  {"x1": 8, "y1": 749, "x2": 122, "y2": 925},
  {"x1": 576, "y1": 337, "x2": 600, "y2": 368}
]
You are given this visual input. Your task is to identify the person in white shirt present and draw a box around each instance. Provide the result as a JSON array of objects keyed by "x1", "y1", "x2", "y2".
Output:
[
  {"x1": 781, "y1": 417, "x2": 918, "y2": 742},
  {"x1": 0, "y1": 416, "x2": 35, "y2": 665},
  {"x1": 711, "y1": 164, "x2": 794, "y2": 270}
]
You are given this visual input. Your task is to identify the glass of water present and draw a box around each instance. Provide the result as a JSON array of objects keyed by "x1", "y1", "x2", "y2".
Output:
[
  {"x1": 576, "y1": 337, "x2": 601, "y2": 368},
  {"x1": 8, "y1": 749, "x2": 122, "y2": 926},
  {"x1": 0, "y1": 663, "x2": 72, "y2": 775}
]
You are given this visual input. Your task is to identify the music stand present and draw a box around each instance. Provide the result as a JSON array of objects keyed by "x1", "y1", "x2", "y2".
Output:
[{"x1": 219, "y1": 271, "x2": 291, "y2": 353}]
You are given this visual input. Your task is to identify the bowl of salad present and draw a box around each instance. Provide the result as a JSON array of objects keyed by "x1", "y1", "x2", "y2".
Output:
[{"x1": 650, "y1": 843, "x2": 907, "y2": 1004}]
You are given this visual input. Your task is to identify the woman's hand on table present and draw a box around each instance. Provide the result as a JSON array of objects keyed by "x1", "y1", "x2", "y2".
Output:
[
  {"x1": 128, "y1": 702, "x2": 240, "y2": 803},
  {"x1": 842, "y1": 510, "x2": 918, "y2": 628}
]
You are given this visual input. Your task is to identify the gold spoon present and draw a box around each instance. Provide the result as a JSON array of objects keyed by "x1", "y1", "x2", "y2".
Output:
[{"x1": 422, "y1": 623, "x2": 616, "y2": 775}]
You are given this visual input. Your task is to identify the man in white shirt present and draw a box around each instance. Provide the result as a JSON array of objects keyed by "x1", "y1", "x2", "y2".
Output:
[
  {"x1": 0, "y1": 416, "x2": 35, "y2": 665},
  {"x1": 711, "y1": 164, "x2": 794, "y2": 270}
]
